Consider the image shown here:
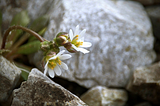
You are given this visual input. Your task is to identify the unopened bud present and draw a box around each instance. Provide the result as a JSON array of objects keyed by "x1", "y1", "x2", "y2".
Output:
[
  {"x1": 64, "y1": 42, "x2": 76, "y2": 53},
  {"x1": 40, "y1": 41, "x2": 50, "y2": 51},
  {"x1": 54, "y1": 32, "x2": 69, "y2": 46}
]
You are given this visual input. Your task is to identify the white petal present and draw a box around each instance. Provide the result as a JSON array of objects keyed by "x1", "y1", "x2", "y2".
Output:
[
  {"x1": 69, "y1": 29, "x2": 74, "y2": 41},
  {"x1": 79, "y1": 29, "x2": 86, "y2": 39},
  {"x1": 74, "y1": 25, "x2": 79, "y2": 36},
  {"x1": 56, "y1": 50, "x2": 65, "y2": 57},
  {"x1": 60, "y1": 62, "x2": 68, "y2": 70},
  {"x1": 72, "y1": 44, "x2": 79, "y2": 51},
  {"x1": 44, "y1": 66, "x2": 48, "y2": 75},
  {"x1": 78, "y1": 48, "x2": 90, "y2": 54},
  {"x1": 59, "y1": 54, "x2": 72, "y2": 60},
  {"x1": 54, "y1": 65, "x2": 62, "y2": 76},
  {"x1": 44, "y1": 61, "x2": 49, "y2": 69},
  {"x1": 48, "y1": 68, "x2": 55, "y2": 78},
  {"x1": 49, "y1": 56, "x2": 56, "y2": 60},
  {"x1": 80, "y1": 42, "x2": 92, "y2": 48}
]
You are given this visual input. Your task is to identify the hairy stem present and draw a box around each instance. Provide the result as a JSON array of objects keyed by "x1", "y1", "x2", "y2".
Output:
[{"x1": 1, "y1": 25, "x2": 45, "y2": 49}]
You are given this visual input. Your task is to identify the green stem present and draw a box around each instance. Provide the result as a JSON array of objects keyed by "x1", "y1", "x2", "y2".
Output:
[{"x1": 1, "y1": 25, "x2": 45, "y2": 49}]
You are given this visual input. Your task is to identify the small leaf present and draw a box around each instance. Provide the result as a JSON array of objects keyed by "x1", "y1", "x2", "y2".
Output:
[
  {"x1": 8, "y1": 10, "x2": 30, "y2": 46},
  {"x1": 28, "y1": 15, "x2": 49, "y2": 42},
  {"x1": 30, "y1": 15, "x2": 49, "y2": 32},
  {"x1": 15, "y1": 62, "x2": 31, "y2": 81},
  {"x1": 21, "y1": 69, "x2": 29, "y2": 80},
  {"x1": 10, "y1": 10, "x2": 30, "y2": 26},
  {"x1": 28, "y1": 27, "x2": 47, "y2": 42},
  {"x1": 16, "y1": 41, "x2": 40, "y2": 55}
]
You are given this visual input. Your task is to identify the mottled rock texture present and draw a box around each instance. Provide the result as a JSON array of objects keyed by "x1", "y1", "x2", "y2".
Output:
[
  {"x1": 11, "y1": 68, "x2": 87, "y2": 106},
  {"x1": 80, "y1": 86, "x2": 128, "y2": 106},
  {"x1": 0, "y1": 56, "x2": 21, "y2": 102},
  {"x1": 127, "y1": 62, "x2": 160, "y2": 105},
  {"x1": 1, "y1": 0, "x2": 156, "y2": 88}
]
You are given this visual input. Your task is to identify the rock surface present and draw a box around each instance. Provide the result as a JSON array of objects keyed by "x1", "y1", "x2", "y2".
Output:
[
  {"x1": 127, "y1": 62, "x2": 160, "y2": 105},
  {"x1": 146, "y1": 6, "x2": 160, "y2": 40},
  {"x1": 11, "y1": 68, "x2": 87, "y2": 106},
  {"x1": 0, "y1": 56, "x2": 21, "y2": 102},
  {"x1": 31, "y1": 0, "x2": 156, "y2": 88},
  {"x1": 80, "y1": 86, "x2": 128, "y2": 106},
  {"x1": 1, "y1": 0, "x2": 156, "y2": 88},
  {"x1": 133, "y1": 0, "x2": 160, "y2": 5},
  {"x1": 134, "y1": 102, "x2": 152, "y2": 106}
]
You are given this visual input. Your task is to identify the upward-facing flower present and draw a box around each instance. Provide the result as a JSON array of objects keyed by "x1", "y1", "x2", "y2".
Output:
[
  {"x1": 69, "y1": 25, "x2": 92, "y2": 54},
  {"x1": 44, "y1": 50, "x2": 71, "y2": 78}
]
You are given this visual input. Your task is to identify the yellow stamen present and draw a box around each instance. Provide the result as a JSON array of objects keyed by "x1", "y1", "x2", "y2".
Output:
[{"x1": 48, "y1": 57, "x2": 61, "y2": 69}]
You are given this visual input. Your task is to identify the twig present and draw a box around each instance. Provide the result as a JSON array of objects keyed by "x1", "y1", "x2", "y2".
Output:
[{"x1": 1, "y1": 25, "x2": 45, "y2": 49}]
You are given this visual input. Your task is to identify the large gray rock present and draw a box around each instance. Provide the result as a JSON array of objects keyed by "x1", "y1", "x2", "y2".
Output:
[
  {"x1": 11, "y1": 68, "x2": 87, "y2": 106},
  {"x1": 80, "y1": 86, "x2": 128, "y2": 106},
  {"x1": 0, "y1": 56, "x2": 21, "y2": 102},
  {"x1": 127, "y1": 62, "x2": 160, "y2": 105},
  {"x1": 31, "y1": 0, "x2": 156, "y2": 88}
]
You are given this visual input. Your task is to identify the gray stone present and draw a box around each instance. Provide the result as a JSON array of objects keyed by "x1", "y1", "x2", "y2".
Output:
[
  {"x1": 134, "y1": 102, "x2": 152, "y2": 106},
  {"x1": 80, "y1": 86, "x2": 128, "y2": 106},
  {"x1": 127, "y1": 62, "x2": 160, "y2": 105},
  {"x1": 0, "y1": 56, "x2": 21, "y2": 102},
  {"x1": 31, "y1": 0, "x2": 156, "y2": 88},
  {"x1": 146, "y1": 6, "x2": 160, "y2": 40},
  {"x1": 11, "y1": 68, "x2": 87, "y2": 106},
  {"x1": 133, "y1": 0, "x2": 160, "y2": 5}
]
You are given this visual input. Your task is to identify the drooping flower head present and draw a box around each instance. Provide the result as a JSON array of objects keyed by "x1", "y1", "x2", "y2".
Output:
[
  {"x1": 68, "y1": 25, "x2": 92, "y2": 54},
  {"x1": 44, "y1": 50, "x2": 71, "y2": 78}
]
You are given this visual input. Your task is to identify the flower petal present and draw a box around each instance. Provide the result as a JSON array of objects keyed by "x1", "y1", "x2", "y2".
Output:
[
  {"x1": 49, "y1": 56, "x2": 57, "y2": 60},
  {"x1": 60, "y1": 62, "x2": 68, "y2": 70},
  {"x1": 69, "y1": 29, "x2": 74, "y2": 41},
  {"x1": 44, "y1": 61, "x2": 49, "y2": 69},
  {"x1": 80, "y1": 42, "x2": 92, "y2": 48},
  {"x1": 44, "y1": 66, "x2": 48, "y2": 75},
  {"x1": 74, "y1": 25, "x2": 79, "y2": 36},
  {"x1": 54, "y1": 65, "x2": 62, "y2": 76},
  {"x1": 48, "y1": 68, "x2": 55, "y2": 78},
  {"x1": 79, "y1": 29, "x2": 86, "y2": 39},
  {"x1": 56, "y1": 50, "x2": 65, "y2": 57},
  {"x1": 77, "y1": 48, "x2": 90, "y2": 54},
  {"x1": 72, "y1": 44, "x2": 79, "y2": 51},
  {"x1": 59, "y1": 54, "x2": 72, "y2": 60}
]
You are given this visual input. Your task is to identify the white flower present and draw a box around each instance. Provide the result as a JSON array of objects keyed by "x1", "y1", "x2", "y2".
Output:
[
  {"x1": 44, "y1": 50, "x2": 71, "y2": 78},
  {"x1": 69, "y1": 25, "x2": 92, "y2": 54}
]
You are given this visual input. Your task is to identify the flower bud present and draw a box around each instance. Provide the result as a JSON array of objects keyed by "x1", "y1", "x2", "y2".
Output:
[
  {"x1": 40, "y1": 41, "x2": 50, "y2": 51},
  {"x1": 54, "y1": 32, "x2": 69, "y2": 46},
  {"x1": 64, "y1": 42, "x2": 77, "y2": 53}
]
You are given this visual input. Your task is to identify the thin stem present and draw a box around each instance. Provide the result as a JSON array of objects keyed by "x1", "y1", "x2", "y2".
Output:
[{"x1": 1, "y1": 25, "x2": 45, "y2": 49}]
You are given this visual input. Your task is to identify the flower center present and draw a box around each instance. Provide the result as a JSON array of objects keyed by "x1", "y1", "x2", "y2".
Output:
[
  {"x1": 71, "y1": 35, "x2": 83, "y2": 47},
  {"x1": 48, "y1": 57, "x2": 61, "y2": 70}
]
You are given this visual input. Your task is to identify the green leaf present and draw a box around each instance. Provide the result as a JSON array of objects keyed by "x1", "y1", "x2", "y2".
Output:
[
  {"x1": 17, "y1": 41, "x2": 41, "y2": 55},
  {"x1": 15, "y1": 62, "x2": 31, "y2": 81},
  {"x1": 21, "y1": 69, "x2": 29, "y2": 80},
  {"x1": 28, "y1": 15, "x2": 49, "y2": 42},
  {"x1": 8, "y1": 10, "x2": 30, "y2": 45},
  {"x1": 10, "y1": 10, "x2": 30, "y2": 26},
  {"x1": 30, "y1": 15, "x2": 49, "y2": 32}
]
